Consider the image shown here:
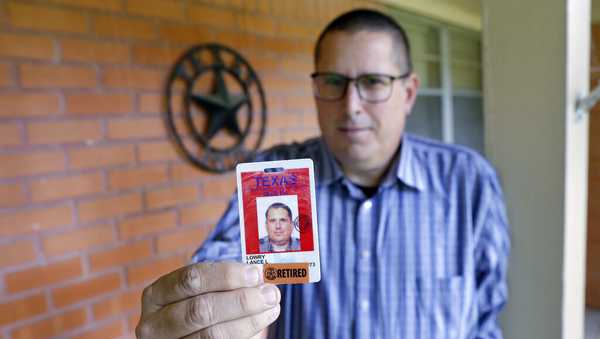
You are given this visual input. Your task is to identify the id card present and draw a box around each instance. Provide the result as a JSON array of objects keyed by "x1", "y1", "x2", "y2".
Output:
[{"x1": 236, "y1": 159, "x2": 321, "y2": 284}]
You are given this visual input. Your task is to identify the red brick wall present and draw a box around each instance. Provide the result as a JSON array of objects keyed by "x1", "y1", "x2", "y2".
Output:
[{"x1": 0, "y1": 0, "x2": 377, "y2": 338}]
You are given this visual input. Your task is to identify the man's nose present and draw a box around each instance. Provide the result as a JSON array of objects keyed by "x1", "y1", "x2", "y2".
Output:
[{"x1": 343, "y1": 81, "x2": 362, "y2": 116}]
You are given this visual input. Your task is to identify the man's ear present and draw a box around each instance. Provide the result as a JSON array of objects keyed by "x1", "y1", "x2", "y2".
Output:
[{"x1": 403, "y1": 73, "x2": 420, "y2": 116}]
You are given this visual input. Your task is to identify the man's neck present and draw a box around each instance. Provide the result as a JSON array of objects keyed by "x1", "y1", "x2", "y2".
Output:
[
  {"x1": 338, "y1": 141, "x2": 403, "y2": 187},
  {"x1": 271, "y1": 239, "x2": 290, "y2": 247},
  {"x1": 271, "y1": 240, "x2": 290, "y2": 251},
  {"x1": 343, "y1": 166, "x2": 385, "y2": 187},
  {"x1": 341, "y1": 151, "x2": 398, "y2": 187}
]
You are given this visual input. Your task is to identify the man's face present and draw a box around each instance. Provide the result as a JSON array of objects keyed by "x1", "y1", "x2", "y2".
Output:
[
  {"x1": 265, "y1": 207, "x2": 293, "y2": 244},
  {"x1": 314, "y1": 30, "x2": 419, "y2": 180}
]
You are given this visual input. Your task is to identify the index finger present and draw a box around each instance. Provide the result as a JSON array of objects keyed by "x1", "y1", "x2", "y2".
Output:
[{"x1": 142, "y1": 262, "x2": 263, "y2": 315}]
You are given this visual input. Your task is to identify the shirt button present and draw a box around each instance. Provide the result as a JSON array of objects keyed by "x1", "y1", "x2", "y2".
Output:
[
  {"x1": 363, "y1": 200, "x2": 372, "y2": 210},
  {"x1": 361, "y1": 250, "x2": 371, "y2": 259},
  {"x1": 360, "y1": 300, "x2": 370, "y2": 311}
]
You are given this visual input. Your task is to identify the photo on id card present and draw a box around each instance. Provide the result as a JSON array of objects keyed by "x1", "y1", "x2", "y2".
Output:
[{"x1": 236, "y1": 159, "x2": 321, "y2": 284}]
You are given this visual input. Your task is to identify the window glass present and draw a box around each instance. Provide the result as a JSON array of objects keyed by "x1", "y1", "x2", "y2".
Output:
[
  {"x1": 406, "y1": 96, "x2": 442, "y2": 141},
  {"x1": 453, "y1": 96, "x2": 484, "y2": 154}
]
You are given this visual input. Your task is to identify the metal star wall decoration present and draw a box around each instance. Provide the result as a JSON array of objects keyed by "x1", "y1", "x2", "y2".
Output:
[{"x1": 165, "y1": 44, "x2": 267, "y2": 172}]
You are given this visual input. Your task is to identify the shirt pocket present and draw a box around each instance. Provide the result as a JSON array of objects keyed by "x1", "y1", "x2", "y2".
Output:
[{"x1": 416, "y1": 276, "x2": 464, "y2": 338}]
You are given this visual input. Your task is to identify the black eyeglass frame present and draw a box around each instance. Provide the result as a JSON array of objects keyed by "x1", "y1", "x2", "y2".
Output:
[{"x1": 310, "y1": 71, "x2": 412, "y2": 103}]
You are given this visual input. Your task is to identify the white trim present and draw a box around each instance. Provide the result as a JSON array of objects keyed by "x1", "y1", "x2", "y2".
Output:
[
  {"x1": 483, "y1": 0, "x2": 589, "y2": 337},
  {"x1": 440, "y1": 27, "x2": 454, "y2": 143}
]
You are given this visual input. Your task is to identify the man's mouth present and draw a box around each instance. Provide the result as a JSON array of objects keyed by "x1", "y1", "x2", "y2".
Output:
[
  {"x1": 338, "y1": 126, "x2": 370, "y2": 132},
  {"x1": 338, "y1": 126, "x2": 371, "y2": 135}
]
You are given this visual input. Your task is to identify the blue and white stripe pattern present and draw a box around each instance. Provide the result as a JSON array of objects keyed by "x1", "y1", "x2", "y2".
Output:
[{"x1": 192, "y1": 133, "x2": 510, "y2": 339}]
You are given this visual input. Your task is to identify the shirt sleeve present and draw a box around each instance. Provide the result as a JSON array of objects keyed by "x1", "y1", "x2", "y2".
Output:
[
  {"x1": 191, "y1": 194, "x2": 242, "y2": 263},
  {"x1": 471, "y1": 167, "x2": 511, "y2": 339}
]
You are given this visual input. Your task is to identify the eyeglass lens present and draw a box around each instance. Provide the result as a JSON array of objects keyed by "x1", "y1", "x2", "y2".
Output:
[{"x1": 313, "y1": 74, "x2": 393, "y2": 102}]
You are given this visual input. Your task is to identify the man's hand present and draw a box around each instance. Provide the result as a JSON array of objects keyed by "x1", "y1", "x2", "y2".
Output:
[{"x1": 136, "y1": 262, "x2": 280, "y2": 339}]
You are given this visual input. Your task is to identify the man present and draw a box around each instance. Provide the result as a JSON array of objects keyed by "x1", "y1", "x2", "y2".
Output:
[
  {"x1": 259, "y1": 202, "x2": 300, "y2": 252},
  {"x1": 136, "y1": 8, "x2": 510, "y2": 339}
]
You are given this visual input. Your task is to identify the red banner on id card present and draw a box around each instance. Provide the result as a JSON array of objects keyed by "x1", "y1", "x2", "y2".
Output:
[{"x1": 236, "y1": 159, "x2": 320, "y2": 284}]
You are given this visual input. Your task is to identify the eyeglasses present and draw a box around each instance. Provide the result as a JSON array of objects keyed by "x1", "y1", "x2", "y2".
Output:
[{"x1": 310, "y1": 71, "x2": 411, "y2": 103}]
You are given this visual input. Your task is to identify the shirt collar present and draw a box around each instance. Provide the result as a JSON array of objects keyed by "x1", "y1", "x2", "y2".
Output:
[
  {"x1": 395, "y1": 133, "x2": 426, "y2": 191},
  {"x1": 316, "y1": 133, "x2": 426, "y2": 191}
]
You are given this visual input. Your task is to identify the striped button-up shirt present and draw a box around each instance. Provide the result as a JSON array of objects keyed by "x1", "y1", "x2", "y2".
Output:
[{"x1": 192, "y1": 133, "x2": 510, "y2": 339}]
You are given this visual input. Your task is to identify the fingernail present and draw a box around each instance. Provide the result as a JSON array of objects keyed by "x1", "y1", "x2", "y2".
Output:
[
  {"x1": 269, "y1": 305, "x2": 281, "y2": 321},
  {"x1": 245, "y1": 266, "x2": 260, "y2": 285},
  {"x1": 186, "y1": 267, "x2": 201, "y2": 289},
  {"x1": 261, "y1": 285, "x2": 279, "y2": 306}
]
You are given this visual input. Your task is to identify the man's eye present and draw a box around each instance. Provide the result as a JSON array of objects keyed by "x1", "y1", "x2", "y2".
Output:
[
  {"x1": 360, "y1": 76, "x2": 386, "y2": 86},
  {"x1": 323, "y1": 76, "x2": 345, "y2": 86}
]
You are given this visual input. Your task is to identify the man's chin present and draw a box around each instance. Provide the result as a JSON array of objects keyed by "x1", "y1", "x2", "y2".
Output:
[{"x1": 338, "y1": 146, "x2": 376, "y2": 165}]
